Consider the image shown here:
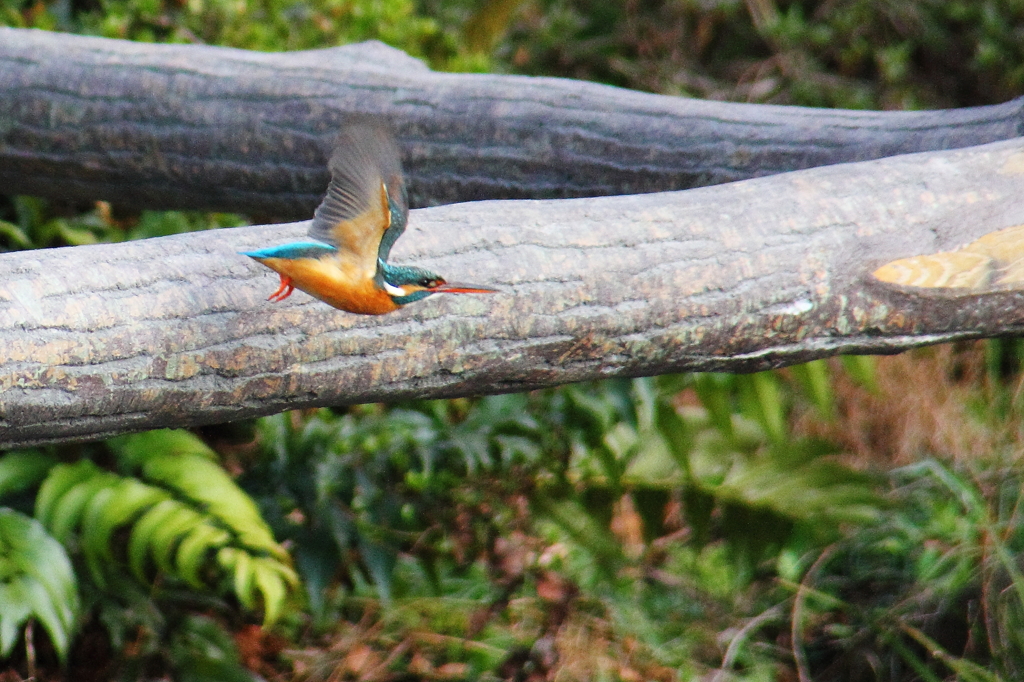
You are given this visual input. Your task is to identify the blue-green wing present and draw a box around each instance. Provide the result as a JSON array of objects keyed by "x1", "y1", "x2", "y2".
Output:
[{"x1": 308, "y1": 124, "x2": 408, "y2": 267}]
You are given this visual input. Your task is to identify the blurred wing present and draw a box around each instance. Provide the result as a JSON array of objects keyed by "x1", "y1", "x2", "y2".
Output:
[{"x1": 308, "y1": 124, "x2": 408, "y2": 266}]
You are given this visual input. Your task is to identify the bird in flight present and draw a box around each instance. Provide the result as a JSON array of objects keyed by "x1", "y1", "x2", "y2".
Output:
[{"x1": 243, "y1": 124, "x2": 497, "y2": 314}]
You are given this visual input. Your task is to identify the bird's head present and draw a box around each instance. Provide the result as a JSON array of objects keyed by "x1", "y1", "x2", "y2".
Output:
[{"x1": 378, "y1": 263, "x2": 498, "y2": 306}]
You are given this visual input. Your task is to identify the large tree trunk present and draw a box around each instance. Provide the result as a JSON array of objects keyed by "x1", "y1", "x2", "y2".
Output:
[
  {"x1": 1, "y1": 27, "x2": 1022, "y2": 218},
  {"x1": 2, "y1": 138, "x2": 1023, "y2": 448}
]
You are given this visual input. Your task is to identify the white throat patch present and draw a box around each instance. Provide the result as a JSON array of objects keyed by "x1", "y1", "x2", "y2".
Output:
[{"x1": 382, "y1": 281, "x2": 405, "y2": 297}]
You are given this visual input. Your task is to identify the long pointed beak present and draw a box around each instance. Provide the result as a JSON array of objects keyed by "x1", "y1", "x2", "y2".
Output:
[{"x1": 430, "y1": 282, "x2": 500, "y2": 295}]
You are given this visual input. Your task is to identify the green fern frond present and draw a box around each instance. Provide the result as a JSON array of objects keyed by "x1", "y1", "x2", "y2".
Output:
[
  {"x1": 176, "y1": 522, "x2": 232, "y2": 588},
  {"x1": 0, "y1": 451, "x2": 58, "y2": 500},
  {"x1": 133, "y1": 500, "x2": 206, "y2": 577},
  {"x1": 217, "y1": 547, "x2": 298, "y2": 624},
  {"x1": 112, "y1": 430, "x2": 286, "y2": 559},
  {"x1": 37, "y1": 461, "x2": 118, "y2": 543},
  {"x1": 0, "y1": 509, "x2": 80, "y2": 662},
  {"x1": 32, "y1": 431, "x2": 298, "y2": 625}
]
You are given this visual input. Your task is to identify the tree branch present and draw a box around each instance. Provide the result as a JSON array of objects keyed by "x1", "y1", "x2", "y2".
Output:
[
  {"x1": 2, "y1": 27, "x2": 1022, "y2": 217},
  {"x1": 2, "y1": 139, "x2": 1024, "y2": 447}
]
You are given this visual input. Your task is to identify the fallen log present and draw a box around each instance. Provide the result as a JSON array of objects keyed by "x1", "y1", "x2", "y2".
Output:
[
  {"x1": 2, "y1": 27, "x2": 1022, "y2": 217},
  {"x1": 2, "y1": 138, "x2": 1023, "y2": 448}
]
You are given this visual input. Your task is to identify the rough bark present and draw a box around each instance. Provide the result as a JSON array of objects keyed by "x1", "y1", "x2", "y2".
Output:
[
  {"x1": 2, "y1": 27, "x2": 1023, "y2": 218},
  {"x1": 3, "y1": 139, "x2": 1024, "y2": 448}
]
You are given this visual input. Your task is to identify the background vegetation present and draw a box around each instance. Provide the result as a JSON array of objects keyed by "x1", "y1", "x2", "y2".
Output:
[{"x1": 3, "y1": 1, "x2": 1024, "y2": 680}]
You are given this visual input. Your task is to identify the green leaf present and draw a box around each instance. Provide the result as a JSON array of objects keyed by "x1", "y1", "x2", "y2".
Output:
[
  {"x1": 218, "y1": 547, "x2": 256, "y2": 610},
  {"x1": 39, "y1": 465, "x2": 117, "y2": 543},
  {"x1": 789, "y1": 359, "x2": 835, "y2": 419},
  {"x1": 693, "y1": 373, "x2": 735, "y2": 438},
  {"x1": 80, "y1": 485, "x2": 118, "y2": 587},
  {"x1": 252, "y1": 559, "x2": 290, "y2": 626},
  {"x1": 0, "y1": 509, "x2": 80, "y2": 662},
  {"x1": 632, "y1": 487, "x2": 671, "y2": 542},
  {"x1": 0, "y1": 515, "x2": 79, "y2": 633},
  {"x1": 216, "y1": 549, "x2": 297, "y2": 625},
  {"x1": 83, "y1": 478, "x2": 170, "y2": 570},
  {"x1": 0, "y1": 451, "x2": 58, "y2": 500},
  {"x1": 739, "y1": 372, "x2": 787, "y2": 444},
  {"x1": 0, "y1": 219, "x2": 33, "y2": 249},
  {"x1": 176, "y1": 522, "x2": 231, "y2": 588},
  {"x1": 147, "y1": 505, "x2": 206, "y2": 576},
  {"x1": 653, "y1": 398, "x2": 693, "y2": 479},
  {"x1": 358, "y1": 537, "x2": 397, "y2": 604},
  {"x1": 109, "y1": 429, "x2": 218, "y2": 469},
  {"x1": 35, "y1": 460, "x2": 103, "y2": 530},
  {"x1": 709, "y1": 456, "x2": 882, "y2": 527},
  {"x1": 127, "y1": 498, "x2": 187, "y2": 580},
  {"x1": 840, "y1": 355, "x2": 878, "y2": 392},
  {"x1": 94, "y1": 437, "x2": 301, "y2": 624},
  {"x1": 53, "y1": 220, "x2": 100, "y2": 246},
  {"x1": 0, "y1": 580, "x2": 32, "y2": 657}
]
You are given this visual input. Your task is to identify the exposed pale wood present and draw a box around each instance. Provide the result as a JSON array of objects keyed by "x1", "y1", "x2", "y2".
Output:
[
  {"x1": 1, "y1": 27, "x2": 1022, "y2": 217},
  {"x1": 3, "y1": 139, "x2": 1024, "y2": 448}
]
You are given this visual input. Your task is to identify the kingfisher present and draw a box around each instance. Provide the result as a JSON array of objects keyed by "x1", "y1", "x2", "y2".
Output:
[{"x1": 242, "y1": 124, "x2": 497, "y2": 315}]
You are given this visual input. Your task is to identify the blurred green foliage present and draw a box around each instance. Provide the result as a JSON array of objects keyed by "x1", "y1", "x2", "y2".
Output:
[
  {"x1": 0, "y1": 197, "x2": 246, "y2": 252},
  {"x1": 230, "y1": 370, "x2": 1024, "y2": 680},
  {"x1": 245, "y1": 374, "x2": 881, "y2": 610},
  {"x1": 0, "y1": 0, "x2": 486, "y2": 69},
  {"x1": 499, "y1": 0, "x2": 1024, "y2": 108},
  {"x1": 3, "y1": 0, "x2": 1024, "y2": 679},
  {"x1": 235, "y1": 373, "x2": 890, "y2": 679}
]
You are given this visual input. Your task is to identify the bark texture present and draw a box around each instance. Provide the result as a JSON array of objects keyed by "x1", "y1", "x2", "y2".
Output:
[
  {"x1": 2, "y1": 27, "x2": 1023, "y2": 217},
  {"x1": 3, "y1": 139, "x2": 1024, "y2": 448}
]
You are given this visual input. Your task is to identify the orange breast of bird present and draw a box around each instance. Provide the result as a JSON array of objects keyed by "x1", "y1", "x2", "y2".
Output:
[{"x1": 259, "y1": 256, "x2": 400, "y2": 315}]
